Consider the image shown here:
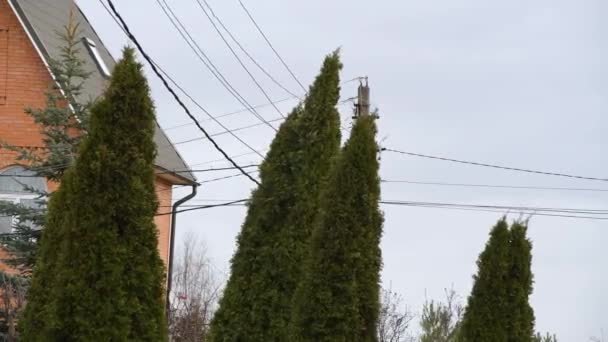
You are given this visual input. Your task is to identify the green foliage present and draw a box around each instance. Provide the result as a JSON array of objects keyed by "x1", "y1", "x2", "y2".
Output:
[
  {"x1": 0, "y1": 18, "x2": 91, "y2": 272},
  {"x1": 289, "y1": 114, "x2": 383, "y2": 342},
  {"x1": 506, "y1": 222, "x2": 535, "y2": 341},
  {"x1": 0, "y1": 18, "x2": 90, "y2": 341},
  {"x1": 459, "y1": 218, "x2": 536, "y2": 342},
  {"x1": 533, "y1": 332, "x2": 558, "y2": 342},
  {"x1": 19, "y1": 183, "x2": 70, "y2": 339},
  {"x1": 209, "y1": 51, "x2": 342, "y2": 342},
  {"x1": 419, "y1": 289, "x2": 463, "y2": 342},
  {"x1": 21, "y1": 48, "x2": 167, "y2": 341}
]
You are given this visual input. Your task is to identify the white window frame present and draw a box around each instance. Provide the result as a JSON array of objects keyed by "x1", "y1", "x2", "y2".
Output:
[
  {"x1": 83, "y1": 37, "x2": 111, "y2": 78},
  {"x1": 0, "y1": 194, "x2": 39, "y2": 233}
]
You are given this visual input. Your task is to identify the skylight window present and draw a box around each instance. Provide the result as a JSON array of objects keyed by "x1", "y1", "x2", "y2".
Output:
[{"x1": 83, "y1": 37, "x2": 110, "y2": 78}]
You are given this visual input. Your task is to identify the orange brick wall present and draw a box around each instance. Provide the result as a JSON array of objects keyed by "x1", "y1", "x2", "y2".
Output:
[
  {"x1": 0, "y1": 0, "x2": 47, "y2": 169},
  {"x1": 155, "y1": 178, "x2": 173, "y2": 266},
  {"x1": 0, "y1": 0, "x2": 173, "y2": 267}
]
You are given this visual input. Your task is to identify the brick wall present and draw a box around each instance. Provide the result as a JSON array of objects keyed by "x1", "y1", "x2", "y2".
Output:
[
  {"x1": 0, "y1": 0, "x2": 173, "y2": 267},
  {"x1": 0, "y1": 0, "x2": 47, "y2": 170},
  {"x1": 155, "y1": 177, "x2": 173, "y2": 266}
]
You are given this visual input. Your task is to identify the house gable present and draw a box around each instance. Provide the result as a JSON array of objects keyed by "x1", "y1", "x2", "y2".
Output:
[
  {"x1": 0, "y1": 0, "x2": 187, "y2": 265},
  {"x1": 6, "y1": 0, "x2": 196, "y2": 185},
  {"x1": 0, "y1": 0, "x2": 50, "y2": 167}
]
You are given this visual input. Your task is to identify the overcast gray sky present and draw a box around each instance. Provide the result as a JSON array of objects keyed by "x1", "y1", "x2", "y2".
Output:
[{"x1": 78, "y1": 0, "x2": 606, "y2": 340}]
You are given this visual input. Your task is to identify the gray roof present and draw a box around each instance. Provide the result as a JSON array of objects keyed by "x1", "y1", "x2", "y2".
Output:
[{"x1": 9, "y1": 0, "x2": 196, "y2": 184}]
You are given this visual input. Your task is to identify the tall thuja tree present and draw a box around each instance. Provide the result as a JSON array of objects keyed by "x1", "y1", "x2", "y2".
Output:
[
  {"x1": 459, "y1": 218, "x2": 511, "y2": 341},
  {"x1": 21, "y1": 48, "x2": 166, "y2": 340},
  {"x1": 20, "y1": 182, "x2": 70, "y2": 338},
  {"x1": 506, "y1": 221, "x2": 535, "y2": 341},
  {"x1": 0, "y1": 16, "x2": 89, "y2": 340},
  {"x1": 459, "y1": 218, "x2": 536, "y2": 342},
  {"x1": 290, "y1": 114, "x2": 383, "y2": 342},
  {"x1": 209, "y1": 52, "x2": 342, "y2": 341},
  {"x1": 0, "y1": 14, "x2": 90, "y2": 271}
]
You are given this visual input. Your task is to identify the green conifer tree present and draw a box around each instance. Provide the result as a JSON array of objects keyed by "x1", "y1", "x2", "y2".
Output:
[
  {"x1": 0, "y1": 16, "x2": 90, "y2": 340},
  {"x1": 459, "y1": 218, "x2": 511, "y2": 341},
  {"x1": 506, "y1": 221, "x2": 535, "y2": 341},
  {"x1": 21, "y1": 48, "x2": 166, "y2": 341},
  {"x1": 20, "y1": 181, "x2": 70, "y2": 339},
  {"x1": 0, "y1": 15, "x2": 90, "y2": 272},
  {"x1": 209, "y1": 52, "x2": 342, "y2": 341},
  {"x1": 460, "y1": 218, "x2": 537, "y2": 342},
  {"x1": 290, "y1": 114, "x2": 383, "y2": 342}
]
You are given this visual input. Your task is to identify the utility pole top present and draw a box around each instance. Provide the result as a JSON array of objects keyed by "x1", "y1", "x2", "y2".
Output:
[{"x1": 355, "y1": 77, "x2": 370, "y2": 117}]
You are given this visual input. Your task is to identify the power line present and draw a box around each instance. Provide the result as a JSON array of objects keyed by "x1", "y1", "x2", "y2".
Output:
[
  {"x1": 106, "y1": 0, "x2": 260, "y2": 186},
  {"x1": 159, "y1": 203, "x2": 246, "y2": 208},
  {"x1": 155, "y1": 0, "x2": 278, "y2": 132},
  {"x1": 172, "y1": 198, "x2": 247, "y2": 203},
  {"x1": 237, "y1": 0, "x2": 306, "y2": 93},
  {"x1": 190, "y1": 150, "x2": 268, "y2": 168},
  {"x1": 380, "y1": 200, "x2": 608, "y2": 215},
  {"x1": 155, "y1": 67, "x2": 265, "y2": 158},
  {"x1": 156, "y1": 199, "x2": 248, "y2": 216},
  {"x1": 164, "y1": 95, "x2": 298, "y2": 131},
  {"x1": 163, "y1": 100, "x2": 355, "y2": 148},
  {"x1": 381, "y1": 179, "x2": 608, "y2": 193},
  {"x1": 199, "y1": 169, "x2": 260, "y2": 184},
  {"x1": 380, "y1": 200, "x2": 608, "y2": 221},
  {"x1": 159, "y1": 164, "x2": 259, "y2": 175},
  {"x1": 162, "y1": 80, "x2": 357, "y2": 132},
  {"x1": 196, "y1": 0, "x2": 300, "y2": 110},
  {"x1": 153, "y1": 196, "x2": 608, "y2": 221},
  {"x1": 382, "y1": 148, "x2": 608, "y2": 183},
  {"x1": 169, "y1": 118, "x2": 283, "y2": 147},
  {"x1": 99, "y1": 0, "x2": 264, "y2": 159},
  {"x1": 198, "y1": 0, "x2": 300, "y2": 99}
]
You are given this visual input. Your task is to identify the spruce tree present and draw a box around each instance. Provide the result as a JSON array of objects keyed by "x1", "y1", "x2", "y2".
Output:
[
  {"x1": 459, "y1": 218, "x2": 511, "y2": 341},
  {"x1": 0, "y1": 15, "x2": 90, "y2": 272},
  {"x1": 290, "y1": 114, "x2": 383, "y2": 342},
  {"x1": 209, "y1": 52, "x2": 342, "y2": 341},
  {"x1": 506, "y1": 221, "x2": 535, "y2": 341},
  {"x1": 21, "y1": 48, "x2": 167, "y2": 340},
  {"x1": 0, "y1": 17, "x2": 90, "y2": 340}
]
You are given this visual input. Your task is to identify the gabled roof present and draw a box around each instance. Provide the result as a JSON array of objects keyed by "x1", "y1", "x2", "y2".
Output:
[{"x1": 8, "y1": 0, "x2": 196, "y2": 185}]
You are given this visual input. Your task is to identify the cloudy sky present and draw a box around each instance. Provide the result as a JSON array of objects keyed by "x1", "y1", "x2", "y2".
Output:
[{"x1": 78, "y1": 0, "x2": 606, "y2": 339}]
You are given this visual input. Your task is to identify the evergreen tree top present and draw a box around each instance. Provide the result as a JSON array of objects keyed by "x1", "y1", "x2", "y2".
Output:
[
  {"x1": 290, "y1": 114, "x2": 383, "y2": 342},
  {"x1": 209, "y1": 51, "x2": 343, "y2": 341},
  {"x1": 22, "y1": 48, "x2": 167, "y2": 340}
]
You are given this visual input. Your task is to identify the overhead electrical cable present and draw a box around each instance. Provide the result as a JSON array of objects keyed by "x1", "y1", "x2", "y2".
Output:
[
  {"x1": 151, "y1": 197, "x2": 608, "y2": 221},
  {"x1": 382, "y1": 148, "x2": 608, "y2": 182},
  {"x1": 106, "y1": 0, "x2": 261, "y2": 186},
  {"x1": 381, "y1": 179, "x2": 608, "y2": 193},
  {"x1": 237, "y1": 0, "x2": 307, "y2": 93},
  {"x1": 99, "y1": 0, "x2": 264, "y2": 159},
  {"x1": 155, "y1": 0, "x2": 278, "y2": 132},
  {"x1": 198, "y1": 0, "x2": 301, "y2": 100}
]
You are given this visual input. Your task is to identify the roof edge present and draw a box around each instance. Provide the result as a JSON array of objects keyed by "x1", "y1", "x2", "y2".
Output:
[
  {"x1": 8, "y1": 1, "x2": 196, "y2": 185},
  {"x1": 155, "y1": 166, "x2": 197, "y2": 186}
]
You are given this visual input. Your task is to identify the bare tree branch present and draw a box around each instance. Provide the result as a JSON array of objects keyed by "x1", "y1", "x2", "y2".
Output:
[{"x1": 168, "y1": 234, "x2": 223, "y2": 341}]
